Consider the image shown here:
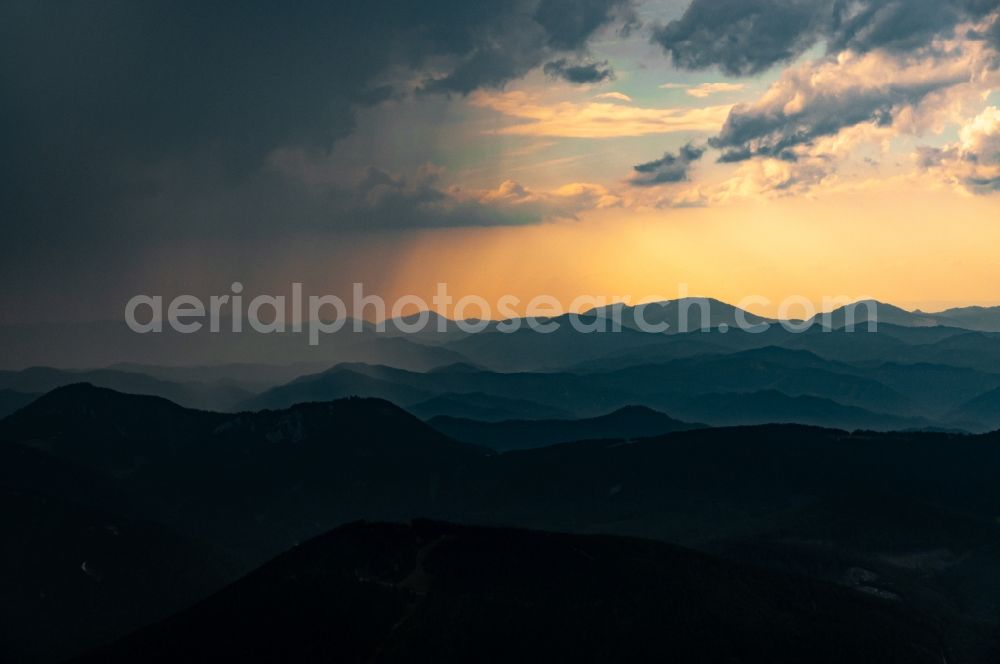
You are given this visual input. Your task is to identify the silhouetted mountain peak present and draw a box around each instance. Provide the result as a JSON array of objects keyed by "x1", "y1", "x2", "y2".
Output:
[
  {"x1": 0, "y1": 383, "x2": 224, "y2": 474},
  {"x1": 1, "y1": 383, "x2": 200, "y2": 431},
  {"x1": 604, "y1": 404, "x2": 662, "y2": 417},
  {"x1": 582, "y1": 297, "x2": 773, "y2": 333},
  {"x1": 320, "y1": 362, "x2": 376, "y2": 375},
  {"x1": 811, "y1": 300, "x2": 947, "y2": 329},
  {"x1": 216, "y1": 396, "x2": 489, "y2": 461}
]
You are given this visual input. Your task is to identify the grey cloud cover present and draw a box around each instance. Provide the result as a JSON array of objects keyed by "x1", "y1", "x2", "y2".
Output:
[
  {"x1": 418, "y1": 0, "x2": 632, "y2": 93},
  {"x1": 653, "y1": 0, "x2": 829, "y2": 76},
  {"x1": 345, "y1": 168, "x2": 547, "y2": 228},
  {"x1": 543, "y1": 59, "x2": 616, "y2": 83},
  {"x1": 0, "y1": 0, "x2": 631, "y2": 279},
  {"x1": 3, "y1": 0, "x2": 631, "y2": 175},
  {"x1": 629, "y1": 143, "x2": 705, "y2": 186}
]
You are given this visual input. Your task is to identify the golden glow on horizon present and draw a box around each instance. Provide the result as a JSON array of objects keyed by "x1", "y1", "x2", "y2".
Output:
[{"x1": 378, "y1": 189, "x2": 1000, "y2": 318}]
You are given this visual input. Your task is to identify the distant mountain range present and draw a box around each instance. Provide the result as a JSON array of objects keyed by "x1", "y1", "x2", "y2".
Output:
[
  {"x1": 587, "y1": 297, "x2": 774, "y2": 332},
  {"x1": 0, "y1": 318, "x2": 468, "y2": 371},
  {"x1": 3, "y1": 300, "x2": 1000, "y2": 432},
  {"x1": 238, "y1": 345, "x2": 1000, "y2": 431},
  {"x1": 810, "y1": 300, "x2": 1000, "y2": 332},
  {"x1": 4, "y1": 299, "x2": 1000, "y2": 372},
  {"x1": 407, "y1": 391, "x2": 573, "y2": 421},
  {"x1": 952, "y1": 386, "x2": 1000, "y2": 431},
  {"x1": 0, "y1": 365, "x2": 251, "y2": 412}
]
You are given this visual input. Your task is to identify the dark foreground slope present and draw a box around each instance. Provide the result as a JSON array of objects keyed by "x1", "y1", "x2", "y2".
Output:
[
  {"x1": 7, "y1": 385, "x2": 1000, "y2": 661},
  {"x1": 0, "y1": 386, "x2": 488, "y2": 662},
  {"x1": 0, "y1": 444, "x2": 234, "y2": 664},
  {"x1": 78, "y1": 520, "x2": 946, "y2": 664}
]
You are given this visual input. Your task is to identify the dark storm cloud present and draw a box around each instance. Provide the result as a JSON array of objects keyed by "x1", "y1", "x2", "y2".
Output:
[
  {"x1": 0, "y1": 0, "x2": 633, "y2": 320},
  {"x1": 417, "y1": 0, "x2": 632, "y2": 93},
  {"x1": 652, "y1": 0, "x2": 1000, "y2": 77},
  {"x1": 3, "y1": 0, "x2": 631, "y2": 177},
  {"x1": 535, "y1": 0, "x2": 638, "y2": 49},
  {"x1": 0, "y1": 2, "x2": 629, "y2": 257},
  {"x1": 543, "y1": 59, "x2": 615, "y2": 83},
  {"x1": 628, "y1": 143, "x2": 705, "y2": 186}
]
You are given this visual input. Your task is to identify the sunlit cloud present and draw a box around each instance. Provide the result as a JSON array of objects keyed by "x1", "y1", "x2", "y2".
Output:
[
  {"x1": 470, "y1": 90, "x2": 732, "y2": 138},
  {"x1": 594, "y1": 92, "x2": 633, "y2": 102},
  {"x1": 469, "y1": 178, "x2": 623, "y2": 217},
  {"x1": 917, "y1": 106, "x2": 1000, "y2": 194},
  {"x1": 699, "y1": 18, "x2": 1000, "y2": 190},
  {"x1": 635, "y1": 155, "x2": 837, "y2": 208},
  {"x1": 710, "y1": 46, "x2": 986, "y2": 162},
  {"x1": 617, "y1": 18, "x2": 1000, "y2": 207},
  {"x1": 686, "y1": 82, "x2": 746, "y2": 97}
]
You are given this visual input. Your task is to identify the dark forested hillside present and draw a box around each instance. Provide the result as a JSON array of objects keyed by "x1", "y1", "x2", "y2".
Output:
[
  {"x1": 76, "y1": 521, "x2": 948, "y2": 664},
  {"x1": 5, "y1": 374, "x2": 1000, "y2": 662}
]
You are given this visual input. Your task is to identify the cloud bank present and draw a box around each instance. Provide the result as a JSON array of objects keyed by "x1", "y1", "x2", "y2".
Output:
[
  {"x1": 709, "y1": 50, "x2": 974, "y2": 162},
  {"x1": 652, "y1": 0, "x2": 999, "y2": 76}
]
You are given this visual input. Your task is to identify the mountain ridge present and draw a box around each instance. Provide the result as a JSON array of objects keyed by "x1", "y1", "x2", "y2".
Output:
[{"x1": 428, "y1": 405, "x2": 705, "y2": 451}]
